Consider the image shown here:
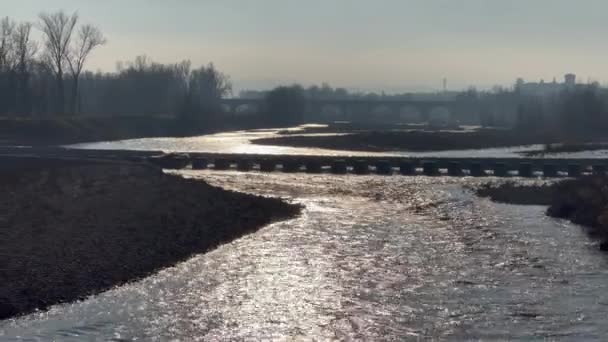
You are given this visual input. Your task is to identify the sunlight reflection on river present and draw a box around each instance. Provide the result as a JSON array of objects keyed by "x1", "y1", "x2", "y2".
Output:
[
  {"x1": 69, "y1": 124, "x2": 564, "y2": 158},
  {"x1": 2, "y1": 172, "x2": 608, "y2": 340}
]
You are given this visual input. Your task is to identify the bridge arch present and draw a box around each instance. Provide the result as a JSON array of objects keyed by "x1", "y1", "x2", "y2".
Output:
[
  {"x1": 371, "y1": 105, "x2": 397, "y2": 122},
  {"x1": 428, "y1": 106, "x2": 452, "y2": 127},
  {"x1": 399, "y1": 105, "x2": 423, "y2": 123},
  {"x1": 234, "y1": 103, "x2": 259, "y2": 116},
  {"x1": 320, "y1": 104, "x2": 345, "y2": 122}
]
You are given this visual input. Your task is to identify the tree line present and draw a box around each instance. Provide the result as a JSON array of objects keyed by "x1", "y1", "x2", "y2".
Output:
[{"x1": 0, "y1": 11, "x2": 231, "y2": 122}]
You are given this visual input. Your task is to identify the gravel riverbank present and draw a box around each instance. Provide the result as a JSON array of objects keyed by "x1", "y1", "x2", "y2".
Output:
[
  {"x1": 475, "y1": 177, "x2": 608, "y2": 247},
  {"x1": 0, "y1": 161, "x2": 300, "y2": 320}
]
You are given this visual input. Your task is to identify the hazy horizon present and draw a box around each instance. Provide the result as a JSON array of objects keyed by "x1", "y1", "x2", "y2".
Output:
[{"x1": 3, "y1": 0, "x2": 608, "y2": 92}]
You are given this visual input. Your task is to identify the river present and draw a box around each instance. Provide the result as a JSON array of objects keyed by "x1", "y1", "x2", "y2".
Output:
[
  {"x1": 68, "y1": 124, "x2": 608, "y2": 159},
  {"x1": 2, "y1": 171, "x2": 608, "y2": 340},
  {"x1": 3, "y1": 127, "x2": 608, "y2": 340}
]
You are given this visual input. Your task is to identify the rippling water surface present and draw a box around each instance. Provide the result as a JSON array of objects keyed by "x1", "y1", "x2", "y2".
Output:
[
  {"x1": 2, "y1": 171, "x2": 608, "y2": 341},
  {"x1": 69, "y1": 125, "x2": 563, "y2": 158}
]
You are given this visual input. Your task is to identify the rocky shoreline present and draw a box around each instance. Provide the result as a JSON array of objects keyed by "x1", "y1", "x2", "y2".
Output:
[
  {"x1": 0, "y1": 161, "x2": 300, "y2": 320},
  {"x1": 475, "y1": 177, "x2": 608, "y2": 248}
]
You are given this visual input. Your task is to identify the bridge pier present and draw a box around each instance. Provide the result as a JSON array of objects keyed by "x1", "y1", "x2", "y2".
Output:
[
  {"x1": 542, "y1": 164, "x2": 557, "y2": 178},
  {"x1": 213, "y1": 159, "x2": 230, "y2": 170},
  {"x1": 305, "y1": 160, "x2": 322, "y2": 173},
  {"x1": 492, "y1": 163, "x2": 508, "y2": 177},
  {"x1": 353, "y1": 160, "x2": 370, "y2": 175},
  {"x1": 375, "y1": 161, "x2": 392, "y2": 175},
  {"x1": 567, "y1": 164, "x2": 581, "y2": 178},
  {"x1": 260, "y1": 159, "x2": 276, "y2": 172},
  {"x1": 469, "y1": 163, "x2": 484, "y2": 177},
  {"x1": 331, "y1": 160, "x2": 348, "y2": 174},
  {"x1": 447, "y1": 162, "x2": 463, "y2": 176},
  {"x1": 237, "y1": 159, "x2": 253, "y2": 171},
  {"x1": 282, "y1": 160, "x2": 301, "y2": 173},
  {"x1": 518, "y1": 163, "x2": 533, "y2": 177},
  {"x1": 423, "y1": 162, "x2": 438, "y2": 176},
  {"x1": 191, "y1": 158, "x2": 208, "y2": 170},
  {"x1": 400, "y1": 162, "x2": 415, "y2": 175}
]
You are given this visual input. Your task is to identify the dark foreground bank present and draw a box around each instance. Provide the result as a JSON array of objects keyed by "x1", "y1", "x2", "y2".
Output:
[
  {"x1": 476, "y1": 177, "x2": 608, "y2": 247},
  {"x1": 0, "y1": 161, "x2": 300, "y2": 320}
]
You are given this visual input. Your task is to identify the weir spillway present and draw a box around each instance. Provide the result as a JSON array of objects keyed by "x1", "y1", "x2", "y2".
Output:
[
  {"x1": 152, "y1": 152, "x2": 608, "y2": 178},
  {"x1": 1, "y1": 146, "x2": 607, "y2": 178}
]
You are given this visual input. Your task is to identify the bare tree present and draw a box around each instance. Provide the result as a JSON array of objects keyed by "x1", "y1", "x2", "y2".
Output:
[
  {"x1": 38, "y1": 11, "x2": 78, "y2": 114},
  {"x1": 67, "y1": 24, "x2": 105, "y2": 114},
  {"x1": 0, "y1": 17, "x2": 15, "y2": 71},
  {"x1": 12, "y1": 22, "x2": 37, "y2": 114}
]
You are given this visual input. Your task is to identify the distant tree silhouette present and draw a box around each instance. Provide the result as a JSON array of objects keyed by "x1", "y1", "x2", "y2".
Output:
[
  {"x1": 38, "y1": 11, "x2": 78, "y2": 114},
  {"x1": 67, "y1": 23, "x2": 105, "y2": 114},
  {"x1": 264, "y1": 85, "x2": 306, "y2": 125}
]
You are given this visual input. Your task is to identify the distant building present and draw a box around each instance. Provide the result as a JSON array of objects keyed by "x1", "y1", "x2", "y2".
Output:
[{"x1": 515, "y1": 74, "x2": 577, "y2": 97}]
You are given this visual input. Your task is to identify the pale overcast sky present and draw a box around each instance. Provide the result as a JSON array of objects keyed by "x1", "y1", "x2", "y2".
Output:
[{"x1": 3, "y1": 0, "x2": 608, "y2": 92}]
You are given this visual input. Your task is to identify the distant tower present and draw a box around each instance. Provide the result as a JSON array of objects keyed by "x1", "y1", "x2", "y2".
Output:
[
  {"x1": 442, "y1": 78, "x2": 447, "y2": 92},
  {"x1": 565, "y1": 73, "x2": 576, "y2": 88}
]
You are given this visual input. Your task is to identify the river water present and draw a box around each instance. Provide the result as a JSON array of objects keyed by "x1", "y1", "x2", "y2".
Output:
[
  {"x1": 2, "y1": 171, "x2": 608, "y2": 341},
  {"x1": 3, "y1": 127, "x2": 608, "y2": 340},
  {"x1": 68, "y1": 124, "x2": 580, "y2": 159}
]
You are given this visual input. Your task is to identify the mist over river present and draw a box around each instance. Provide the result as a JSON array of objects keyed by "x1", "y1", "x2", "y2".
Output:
[{"x1": 2, "y1": 171, "x2": 608, "y2": 340}]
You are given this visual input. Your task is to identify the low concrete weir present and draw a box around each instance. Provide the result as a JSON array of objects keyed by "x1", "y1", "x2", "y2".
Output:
[
  {"x1": 191, "y1": 158, "x2": 208, "y2": 170},
  {"x1": 331, "y1": 160, "x2": 348, "y2": 174},
  {"x1": 305, "y1": 160, "x2": 322, "y2": 173},
  {"x1": 447, "y1": 162, "x2": 463, "y2": 177},
  {"x1": 568, "y1": 164, "x2": 581, "y2": 177},
  {"x1": 237, "y1": 159, "x2": 253, "y2": 172},
  {"x1": 423, "y1": 162, "x2": 438, "y2": 176},
  {"x1": 156, "y1": 154, "x2": 608, "y2": 178},
  {"x1": 3, "y1": 147, "x2": 605, "y2": 178},
  {"x1": 259, "y1": 159, "x2": 276, "y2": 172},
  {"x1": 470, "y1": 163, "x2": 484, "y2": 177},
  {"x1": 519, "y1": 163, "x2": 533, "y2": 178},
  {"x1": 353, "y1": 160, "x2": 371, "y2": 175},
  {"x1": 399, "y1": 162, "x2": 415, "y2": 176},
  {"x1": 213, "y1": 159, "x2": 230, "y2": 170},
  {"x1": 375, "y1": 161, "x2": 392, "y2": 175}
]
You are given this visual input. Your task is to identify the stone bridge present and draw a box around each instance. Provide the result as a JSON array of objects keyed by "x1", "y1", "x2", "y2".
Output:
[{"x1": 221, "y1": 98, "x2": 459, "y2": 124}]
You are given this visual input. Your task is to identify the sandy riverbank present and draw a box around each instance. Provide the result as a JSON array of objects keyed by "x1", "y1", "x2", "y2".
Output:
[{"x1": 0, "y1": 161, "x2": 300, "y2": 320}]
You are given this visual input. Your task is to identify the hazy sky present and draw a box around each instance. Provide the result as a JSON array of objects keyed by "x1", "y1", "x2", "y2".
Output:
[{"x1": 3, "y1": 0, "x2": 608, "y2": 92}]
